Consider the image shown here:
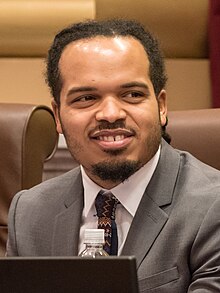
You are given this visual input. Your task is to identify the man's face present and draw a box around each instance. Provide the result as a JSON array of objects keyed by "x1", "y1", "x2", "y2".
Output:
[{"x1": 52, "y1": 36, "x2": 167, "y2": 188}]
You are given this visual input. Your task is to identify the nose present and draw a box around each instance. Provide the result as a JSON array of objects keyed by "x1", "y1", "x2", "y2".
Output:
[{"x1": 95, "y1": 97, "x2": 126, "y2": 123}]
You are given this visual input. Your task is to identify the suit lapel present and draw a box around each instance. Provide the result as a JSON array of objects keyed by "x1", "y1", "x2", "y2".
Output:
[
  {"x1": 52, "y1": 169, "x2": 84, "y2": 256},
  {"x1": 122, "y1": 141, "x2": 181, "y2": 268},
  {"x1": 121, "y1": 195, "x2": 168, "y2": 268}
]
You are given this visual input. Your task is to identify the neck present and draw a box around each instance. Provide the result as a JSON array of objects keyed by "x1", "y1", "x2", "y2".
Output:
[{"x1": 85, "y1": 172, "x2": 121, "y2": 189}]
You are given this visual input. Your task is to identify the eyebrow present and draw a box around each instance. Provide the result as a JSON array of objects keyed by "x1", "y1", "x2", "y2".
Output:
[
  {"x1": 67, "y1": 86, "x2": 97, "y2": 97},
  {"x1": 120, "y1": 81, "x2": 150, "y2": 90}
]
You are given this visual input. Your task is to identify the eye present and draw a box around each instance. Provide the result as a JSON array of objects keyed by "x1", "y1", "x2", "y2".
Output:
[
  {"x1": 125, "y1": 92, "x2": 144, "y2": 98},
  {"x1": 69, "y1": 94, "x2": 98, "y2": 108},
  {"x1": 75, "y1": 95, "x2": 96, "y2": 102},
  {"x1": 70, "y1": 94, "x2": 97, "y2": 104},
  {"x1": 122, "y1": 91, "x2": 146, "y2": 103}
]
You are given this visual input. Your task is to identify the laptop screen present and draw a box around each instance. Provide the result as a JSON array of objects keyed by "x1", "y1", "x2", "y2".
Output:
[{"x1": 0, "y1": 256, "x2": 139, "y2": 293}]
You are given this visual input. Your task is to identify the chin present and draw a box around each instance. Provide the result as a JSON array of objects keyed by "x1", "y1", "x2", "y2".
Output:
[{"x1": 91, "y1": 159, "x2": 141, "y2": 182}]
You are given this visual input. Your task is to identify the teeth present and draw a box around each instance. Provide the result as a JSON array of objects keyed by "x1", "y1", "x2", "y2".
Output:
[
  {"x1": 115, "y1": 135, "x2": 124, "y2": 141},
  {"x1": 104, "y1": 136, "x2": 114, "y2": 142},
  {"x1": 99, "y1": 135, "x2": 125, "y2": 141}
]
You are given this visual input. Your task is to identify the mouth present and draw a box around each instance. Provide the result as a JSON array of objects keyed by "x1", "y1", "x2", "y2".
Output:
[
  {"x1": 90, "y1": 129, "x2": 135, "y2": 150},
  {"x1": 98, "y1": 134, "x2": 127, "y2": 142}
]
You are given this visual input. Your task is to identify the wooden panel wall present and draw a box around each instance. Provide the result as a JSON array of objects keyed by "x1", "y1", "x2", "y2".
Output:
[
  {"x1": 0, "y1": 0, "x2": 95, "y2": 107},
  {"x1": 0, "y1": 0, "x2": 211, "y2": 110}
]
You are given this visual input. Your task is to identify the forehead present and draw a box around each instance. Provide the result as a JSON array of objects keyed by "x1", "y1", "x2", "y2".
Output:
[
  {"x1": 59, "y1": 36, "x2": 149, "y2": 67},
  {"x1": 58, "y1": 36, "x2": 155, "y2": 98}
]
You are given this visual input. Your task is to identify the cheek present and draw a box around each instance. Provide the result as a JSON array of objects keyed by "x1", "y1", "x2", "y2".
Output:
[
  {"x1": 136, "y1": 111, "x2": 161, "y2": 142},
  {"x1": 60, "y1": 112, "x2": 89, "y2": 141},
  {"x1": 134, "y1": 107, "x2": 158, "y2": 129}
]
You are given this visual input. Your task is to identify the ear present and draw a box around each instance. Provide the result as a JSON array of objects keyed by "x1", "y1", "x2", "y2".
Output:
[
  {"x1": 157, "y1": 89, "x2": 167, "y2": 127},
  {"x1": 51, "y1": 100, "x2": 63, "y2": 134}
]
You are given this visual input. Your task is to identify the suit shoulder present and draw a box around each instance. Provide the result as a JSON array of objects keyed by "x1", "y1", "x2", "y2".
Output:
[
  {"x1": 12, "y1": 167, "x2": 82, "y2": 205},
  {"x1": 178, "y1": 150, "x2": 220, "y2": 183}
]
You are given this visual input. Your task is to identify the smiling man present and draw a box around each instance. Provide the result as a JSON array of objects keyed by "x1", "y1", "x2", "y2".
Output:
[
  {"x1": 53, "y1": 35, "x2": 166, "y2": 188},
  {"x1": 7, "y1": 19, "x2": 220, "y2": 292}
]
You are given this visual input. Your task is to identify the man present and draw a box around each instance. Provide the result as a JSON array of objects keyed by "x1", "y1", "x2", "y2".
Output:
[{"x1": 7, "y1": 19, "x2": 220, "y2": 292}]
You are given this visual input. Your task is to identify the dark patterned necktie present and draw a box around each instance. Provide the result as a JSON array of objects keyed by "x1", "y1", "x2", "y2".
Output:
[{"x1": 95, "y1": 190, "x2": 119, "y2": 255}]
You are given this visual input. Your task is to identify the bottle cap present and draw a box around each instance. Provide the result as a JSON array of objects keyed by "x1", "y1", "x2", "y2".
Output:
[{"x1": 84, "y1": 229, "x2": 105, "y2": 244}]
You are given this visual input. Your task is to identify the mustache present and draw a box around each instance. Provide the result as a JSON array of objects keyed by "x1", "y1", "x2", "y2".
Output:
[
  {"x1": 88, "y1": 120, "x2": 137, "y2": 137},
  {"x1": 96, "y1": 120, "x2": 127, "y2": 130}
]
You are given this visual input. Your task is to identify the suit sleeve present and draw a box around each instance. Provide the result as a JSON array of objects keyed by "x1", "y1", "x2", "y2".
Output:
[
  {"x1": 6, "y1": 191, "x2": 24, "y2": 256},
  {"x1": 188, "y1": 196, "x2": 220, "y2": 292}
]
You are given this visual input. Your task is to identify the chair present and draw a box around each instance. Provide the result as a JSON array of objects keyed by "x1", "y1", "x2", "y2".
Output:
[
  {"x1": 0, "y1": 103, "x2": 58, "y2": 256},
  {"x1": 167, "y1": 108, "x2": 220, "y2": 170},
  {"x1": 43, "y1": 135, "x2": 78, "y2": 181}
]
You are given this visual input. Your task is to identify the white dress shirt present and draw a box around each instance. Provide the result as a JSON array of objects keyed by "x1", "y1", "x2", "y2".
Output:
[{"x1": 78, "y1": 146, "x2": 160, "y2": 255}]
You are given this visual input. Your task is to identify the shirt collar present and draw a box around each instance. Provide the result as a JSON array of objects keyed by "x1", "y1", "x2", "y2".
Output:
[{"x1": 81, "y1": 146, "x2": 161, "y2": 217}]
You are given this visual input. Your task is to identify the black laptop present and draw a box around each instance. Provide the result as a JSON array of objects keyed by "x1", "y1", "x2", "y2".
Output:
[{"x1": 0, "y1": 256, "x2": 139, "y2": 293}]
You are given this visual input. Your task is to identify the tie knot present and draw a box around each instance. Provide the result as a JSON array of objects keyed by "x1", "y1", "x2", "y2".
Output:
[{"x1": 95, "y1": 190, "x2": 119, "y2": 220}]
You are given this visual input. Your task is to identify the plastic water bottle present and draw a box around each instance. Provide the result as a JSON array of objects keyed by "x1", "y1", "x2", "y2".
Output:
[{"x1": 79, "y1": 229, "x2": 109, "y2": 258}]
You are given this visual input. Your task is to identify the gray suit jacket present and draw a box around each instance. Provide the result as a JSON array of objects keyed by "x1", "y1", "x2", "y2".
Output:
[{"x1": 7, "y1": 140, "x2": 220, "y2": 292}]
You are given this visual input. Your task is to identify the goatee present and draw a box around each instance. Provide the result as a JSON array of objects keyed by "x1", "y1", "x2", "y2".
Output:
[{"x1": 91, "y1": 160, "x2": 141, "y2": 182}]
